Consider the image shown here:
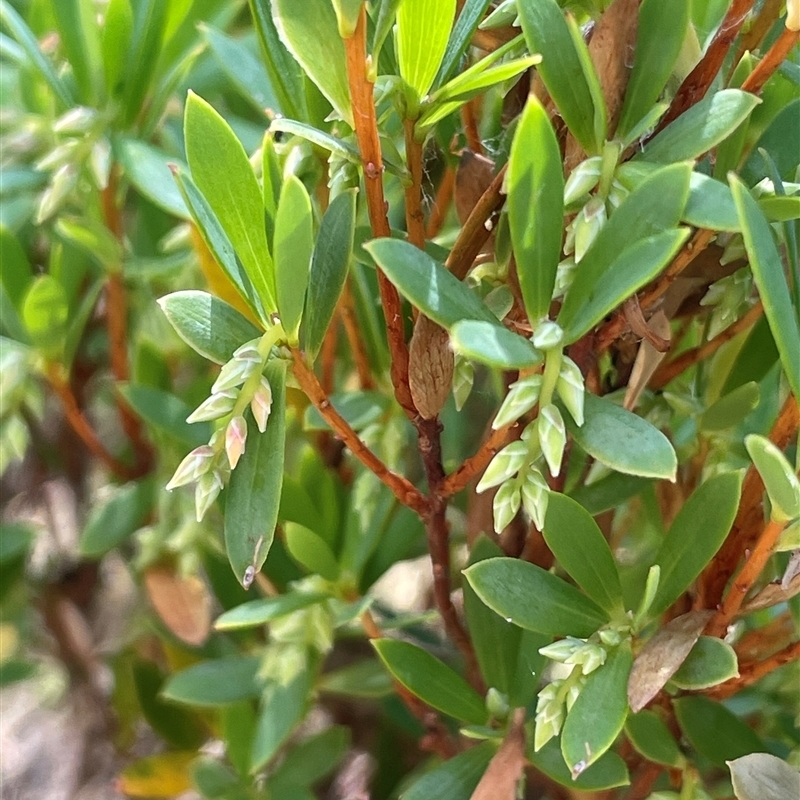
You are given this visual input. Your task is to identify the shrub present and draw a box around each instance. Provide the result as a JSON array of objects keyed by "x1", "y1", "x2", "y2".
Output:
[{"x1": 1, "y1": 1, "x2": 799, "y2": 798}]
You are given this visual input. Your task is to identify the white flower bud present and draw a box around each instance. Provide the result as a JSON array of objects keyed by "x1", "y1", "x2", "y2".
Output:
[
  {"x1": 521, "y1": 468, "x2": 549, "y2": 529},
  {"x1": 539, "y1": 637, "x2": 582, "y2": 663},
  {"x1": 532, "y1": 320, "x2": 563, "y2": 351},
  {"x1": 567, "y1": 643, "x2": 607, "y2": 675},
  {"x1": 89, "y1": 138, "x2": 111, "y2": 190},
  {"x1": 607, "y1": 178, "x2": 628, "y2": 210},
  {"x1": 493, "y1": 375, "x2": 542, "y2": 429},
  {"x1": 213, "y1": 356, "x2": 260, "y2": 394},
  {"x1": 574, "y1": 197, "x2": 606, "y2": 264},
  {"x1": 553, "y1": 257, "x2": 576, "y2": 300},
  {"x1": 250, "y1": 376, "x2": 273, "y2": 433},
  {"x1": 599, "y1": 628, "x2": 623, "y2": 647},
  {"x1": 452, "y1": 354, "x2": 474, "y2": 412},
  {"x1": 787, "y1": 0, "x2": 800, "y2": 31},
  {"x1": 476, "y1": 440, "x2": 528, "y2": 493},
  {"x1": 565, "y1": 679, "x2": 584, "y2": 711},
  {"x1": 187, "y1": 389, "x2": 237, "y2": 423},
  {"x1": 35, "y1": 139, "x2": 80, "y2": 172},
  {"x1": 534, "y1": 710, "x2": 562, "y2": 752},
  {"x1": 225, "y1": 415, "x2": 248, "y2": 469},
  {"x1": 564, "y1": 156, "x2": 602, "y2": 205},
  {"x1": 493, "y1": 480, "x2": 521, "y2": 533},
  {"x1": 556, "y1": 356, "x2": 585, "y2": 426},
  {"x1": 166, "y1": 445, "x2": 215, "y2": 490},
  {"x1": 36, "y1": 164, "x2": 78, "y2": 223},
  {"x1": 538, "y1": 404, "x2": 567, "y2": 478},
  {"x1": 233, "y1": 339, "x2": 263, "y2": 362},
  {"x1": 53, "y1": 106, "x2": 97, "y2": 133},
  {"x1": 195, "y1": 470, "x2": 224, "y2": 521}
]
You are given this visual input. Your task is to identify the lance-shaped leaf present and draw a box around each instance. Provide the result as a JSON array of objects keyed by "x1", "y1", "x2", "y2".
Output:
[
  {"x1": 184, "y1": 93, "x2": 277, "y2": 314},
  {"x1": 671, "y1": 636, "x2": 739, "y2": 690},
  {"x1": 649, "y1": 472, "x2": 743, "y2": 619},
  {"x1": 402, "y1": 741, "x2": 496, "y2": 800},
  {"x1": 464, "y1": 557, "x2": 609, "y2": 638},
  {"x1": 561, "y1": 645, "x2": 633, "y2": 777},
  {"x1": 744, "y1": 434, "x2": 800, "y2": 522},
  {"x1": 731, "y1": 175, "x2": 800, "y2": 400},
  {"x1": 158, "y1": 291, "x2": 262, "y2": 365},
  {"x1": 434, "y1": 0, "x2": 494, "y2": 88},
  {"x1": 518, "y1": 0, "x2": 604, "y2": 154},
  {"x1": 451, "y1": 320, "x2": 543, "y2": 369},
  {"x1": 624, "y1": 710, "x2": 683, "y2": 768},
  {"x1": 683, "y1": 173, "x2": 740, "y2": 233},
  {"x1": 542, "y1": 493, "x2": 623, "y2": 616},
  {"x1": 224, "y1": 360, "x2": 287, "y2": 584},
  {"x1": 272, "y1": 0, "x2": 351, "y2": 124},
  {"x1": 528, "y1": 737, "x2": 630, "y2": 791},
  {"x1": 50, "y1": 0, "x2": 103, "y2": 105},
  {"x1": 274, "y1": 176, "x2": 313, "y2": 344},
  {"x1": 372, "y1": 639, "x2": 487, "y2": 725},
  {"x1": 365, "y1": 238, "x2": 499, "y2": 327},
  {"x1": 507, "y1": 97, "x2": 565, "y2": 323},
  {"x1": 303, "y1": 190, "x2": 356, "y2": 360},
  {"x1": 162, "y1": 656, "x2": 262, "y2": 706},
  {"x1": 397, "y1": 0, "x2": 456, "y2": 102}
]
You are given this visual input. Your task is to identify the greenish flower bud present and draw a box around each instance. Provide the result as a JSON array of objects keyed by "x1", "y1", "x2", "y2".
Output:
[
  {"x1": 538, "y1": 404, "x2": 567, "y2": 478},
  {"x1": 566, "y1": 642, "x2": 607, "y2": 675},
  {"x1": 574, "y1": 197, "x2": 606, "y2": 264},
  {"x1": 187, "y1": 389, "x2": 237, "y2": 423},
  {"x1": 479, "y1": 0, "x2": 519, "y2": 30},
  {"x1": 89, "y1": 138, "x2": 111, "y2": 190},
  {"x1": 476, "y1": 440, "x2": 528, "y2": 493},
  {"x1": 521, "y1": 468, "x2": 549, "y2": 529},
  {"x1": 486, "y1": 687, "x2": 510, "y2": 720},
  {"x1": 213, "y1": 355, "x2": 260, "y2": 394},
  {"x1": 539, "y1": 637, "x2": 582, "y2": 663},
  {"x1": 607, "y1": 178, "x2": 628, "y2": 210},
  {"x1": 536, "y1": 680, "x2": 561, "y2": 709},
  {"x1": 553, "y1": 257, "x2": 576, "y2": 299},
  {"x1": 225, "y1": 414, "x2": 248, "y2": 469},
  {"x1": 493, "y1": 375, "x2": 542, "y2": 429},
  {"x1": 166, "y1": 445, "x2": 215, "y2": 490},
  {"x1": 195, "y1": 470, "x2": 224, "y2": 521},
  {"x1": 53, "y1": 106, "x2": 97, "y2": 133},
  {"x1": 565, "y1": 679, "x2": 584, "y2": 711},
  {"x1": 493, "y1": 479, "x2": 522, "y2": 532},
  {"x1": 250, "y1": 377, "x2": 273, "y2": 433},
  {"x1": 532, "y1": 320, "x2": 564, "y2": 351},
  {"x1": 599, "y1": 628, "x2": 623, "y2": 647},
  {"x1": 452, "y1": 354, "x2": 474, "y2": 412},
  {"x1": 35, "y1": 139, "x2": 80, "y2": 172},
  {"x1": 556, "y1": 356, "x2": 585, "y2": 426},
  {"x1": 564, "y1": 156, "x2": 602, "y2": 205},
  {"x1": 36, "y1": 164, "x2": 78, "y2": 223},
  {"x1": 233, "y1": 339, "x2": 263, "y2": 362}
]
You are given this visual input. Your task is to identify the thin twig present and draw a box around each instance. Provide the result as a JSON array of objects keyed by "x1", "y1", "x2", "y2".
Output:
[
  {"x1": 650, "y1": 301, "x2": 763, "y2": 389},
  {"x1": 740, "y1": 26, "x2": 800, "y2": 95},
  {"x1": 705, "y1": 640, "x2": 800, "y2": 700},
  {"x1": 707, "y1": 518, "x2": 787, "y2": 637},
  {"x1": 461, "y1": 99, "x2": 483, "y2": 154},
  {"x1": 404, "y1": 118, "x2": 426, "y2": 249},
  {"x1": 345, "y1": 9, "x2": 415, "y2": 417},
  {"x1": 426, "y1": 166, "x2": 455, "y2": 239},
  {"x1": 442, "y1": 423, "x2": 515, "y2": 497},
  {"x1": 729, "y1": 0, "x2": 785, "y2": 76},
  {"x1": 47, "y1": 366, "x2": 136, "y2": 480},
  {"x1": 445, "y1": 163, "x2": 507, "y2": 280},
  {"x1": 291, "y1": 353, "x2": 426, "y2": 514}
]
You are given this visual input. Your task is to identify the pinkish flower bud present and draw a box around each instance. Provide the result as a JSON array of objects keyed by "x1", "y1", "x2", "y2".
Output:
[
  {"x1": 166, "y1": 445, "x2": 215, "y2": 490},
  {"x1": 225, "y1": 415, "x2": 248, "y2": 469},
  {"x1": 187, "y1": 389, "x2": 237, "y2": 423},
  {"x1": 250, "y1": 377, "x2": 273, "y2": 433}
]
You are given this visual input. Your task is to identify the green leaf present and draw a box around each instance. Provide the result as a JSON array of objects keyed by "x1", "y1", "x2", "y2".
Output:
[
  {"x1": 224, "y1": 360, "x2": 287, "y2": 584},
  {"x1": 700, "y1": 382, "x2": 760, "y2": 432},
  {"x1": 202, "y1": 24, "x2": 277, "y2": 115},
  {"x1": 284, "y1": 523, "x2": 339, "y2": 581},
  {"x1": 274, "y1": 176, "x2": 313, "y2": 344},
  {"x1": 731, "y1": 175, "x2": 800, "y2": 399},
  {"x1": 158, "y1": 291, "x2": 262, "y2": 365},
  {"x1": 565, "y1": 393, "x2": 677, "y2": 481},
  {"x1": 184, "y1": 92, "x2": 276, "y2": 315},
  {"x1": 215, "y1": 591, "x2": 329, "y2": 631},
  {"x1": 269, "y1": 725, "x2": 350, "y2": 791},
  {"x1": 674, "y1": 696, "x2": 764, "y2": 767},
  {"x1": 402, "y1": 741, "x2": 496, "y2": 800},
  {"x1": 625, "y1": 710, "x2": 683, "y2": 768},
  {"x1": 372, "y1": 638, "x2": 487, "y2": 725},
  {"x1": 272, "y1": 0, "x2": 351, "y2": 124},
  {"x1": 464, "y1": 557, "x2": 609, "y2": 637},
  {"x1": 562, "y1": 645, "x2": 633, "y2": 776},
  {"x1": 191, "y1": 758, "x2": 240, "y2": 798},
  {"x1": 0, "y1": 0, "x2": 73, "y2": 107},
  {"x1": 79, "y1": 480, "x2": 153, "y2": 557},
  {"x1": 561, "y1": 228, "x2": 690, "y2": 344},
  {"x1": 49, "y1": 0, "x2": 102, "y2": 104},
  {"x1": 542, "y1": 492, "x2": 622, "y2": 616},
  {"x1": 303, "y1": 390, "x2": 389, "y2": 432},
  {"x1": 433, "y1": 0, "x2": 494, "y2": 88},
  {"x1": 0, "y1": 522, "x2": 33, "y2": 565},
  {"x1": 450, "y1": 320, "x2": 543, "y2": 369},
  {"x1": 683, "y1": 173, "x2": 740, "y2": 233},
  {"x1": 569, "y1": 473, "x2": 651, "y2": 516},
  {"x1": 759, "y1": 194, "x2": 800, "y2": 223},
  {"x1": 22, "y1": 275, "x2": 69, "y2": 359},
  {"x1": 744, "y1": 434, "x2": 800, "y2": 522},
  {"x1": 671, "y1": 636, "x2": 739, "y2": 690},
  {"x1": 397, "y1": 0, "x2": 456, "y2": 102},
  {"x1": 251, "y1": 669, "x2": 309, "y2": 772},
  {"x1": 162, "y1": 656, "x2": 262, "y2": 707},
  {"x1": 318, "y1": 659, "x2": 393, "y2": 698},
  {"x1": 302, "y1": 190, "x2": 356, "y2": 360},
  {"x1": 518, "y1": 0, "x2": 602, "y2": 154},
  {"x1": 616, "y1": 0, "x2": 690, "y2": 140},
  {"x1": 650, "y1": 472, "x2": 743, "y2": 618},
  {"x1": 528, "y1": 736, "x2": 629, "y2": 790},
  {"x1": 115, "y1": 138, "x2": 189, "y2": 219},
  {"x1": 248, "y1": 0, "x2": 305, "y2": 119},
  {"x1": 270, "y1": 118, "x2": 360, "y2": 164},
  {"x1": 507, "y1": 97, "x2": 564, "y2": 322},
  {"x1": 101, "y1": 0, "x2": 132, "y2": 96},
  {"x1": 639, "y1": 90, "x2": 761, "y2": 164},
  {"x1": 55, "y1": 217, "x2": 122, "y2": 270},
  {"x1": 728, "y1": 753, "x2": 800, "y2": 800},
  {"x1": 365, "y1": 238, "x2": 498, "y2": 328}
]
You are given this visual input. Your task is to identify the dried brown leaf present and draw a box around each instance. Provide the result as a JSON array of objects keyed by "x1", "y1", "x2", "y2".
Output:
[
  {"x1": 144, "y1": 564, "x2": 212, "y2": 646},
  {"x1": 409, "y1": 314, "x2": 454, "y2": 420},
  {"x1": 624, "y1": 310, "x2": 671, "y2": 410},
  {"x1": 740, "y1": 572, "x2": 800, "y2": 615},
  {"x1": 628, "y1": 609, "x2": 713, "y2": 712}
]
